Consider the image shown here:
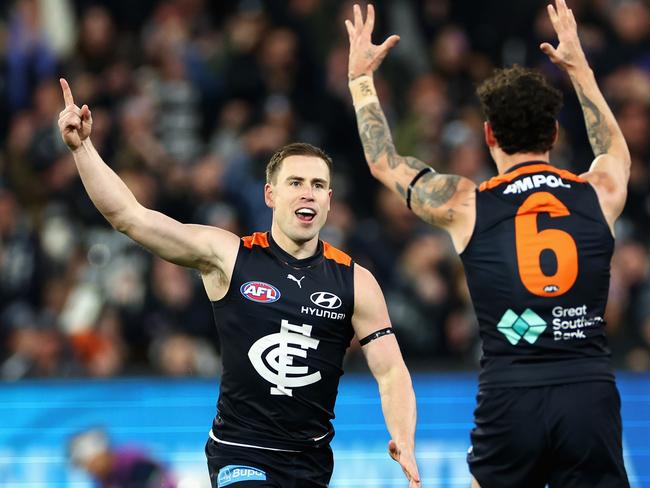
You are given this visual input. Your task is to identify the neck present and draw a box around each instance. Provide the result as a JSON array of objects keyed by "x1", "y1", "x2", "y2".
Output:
[
  {"x1": 270, "y1": 223, "x2": 320, "y2": 259},
  {"x1": 492, "y1": 150, "x2": 550, "y2": 175}
]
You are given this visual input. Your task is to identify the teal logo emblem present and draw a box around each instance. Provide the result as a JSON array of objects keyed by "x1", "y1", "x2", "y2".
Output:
[
  {"x1": 497, "y1": 309, "x2": 546, "y2": 345},
  {"x1": 218, "y1": 465, "x2": 266, "y2": 487}
]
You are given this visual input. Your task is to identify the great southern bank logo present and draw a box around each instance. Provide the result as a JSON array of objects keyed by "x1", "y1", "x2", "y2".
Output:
[
  {"x1": 240, "y1": 281, "x2": 280, "y2": 303},
  {"x1": 217, "y1": 465, "x2": 266, "y2": 487},
  {"x1": 497, "y1": 309, "x2": 547, "y2": 345},
  {"x1": 248, "y1": 319, "x2": 321, "y2": 396}
]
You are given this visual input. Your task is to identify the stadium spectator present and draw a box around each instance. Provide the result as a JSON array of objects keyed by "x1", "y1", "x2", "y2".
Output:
[{"x1": 68, "y1": 427, "x2": 177, "y2": 488}]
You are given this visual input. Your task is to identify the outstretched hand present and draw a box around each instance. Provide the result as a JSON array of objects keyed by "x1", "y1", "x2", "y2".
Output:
[
  {"x1": 388, "y1": 439, "x2": 421, "y2": 487},
  {"x1": 345, "y1": 4, "x2": 400, "y2": 80},
  {"x1": 540, "y1": 0, "x2": 589, "y2": 73},
  {"x1": 58, "y1": 78, "x2": 92, "y2": 151}
]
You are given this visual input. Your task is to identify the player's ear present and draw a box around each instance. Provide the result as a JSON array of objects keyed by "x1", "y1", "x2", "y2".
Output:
[
  {"x1": 484, "y1": 121, "x2": 497, "y2": 148},
  {"x1": 327, "y1": 188, "x2": 332, "y2": 212},
  {"x1": 264, "y1": 183, "x2": 275, "y2": 209},
  {"x1": 552, "y1": 121, "x2": 560, "y2": 146}
]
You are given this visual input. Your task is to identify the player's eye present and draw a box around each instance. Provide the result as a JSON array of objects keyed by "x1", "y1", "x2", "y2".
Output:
[{"x1": 290, "y1": 180, "x2": 301, "y2": 187}]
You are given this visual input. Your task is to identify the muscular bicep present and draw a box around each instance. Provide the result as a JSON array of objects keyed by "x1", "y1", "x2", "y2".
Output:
[{"x1": 124, "y1": 205, "x2": 240, "y2": 274}]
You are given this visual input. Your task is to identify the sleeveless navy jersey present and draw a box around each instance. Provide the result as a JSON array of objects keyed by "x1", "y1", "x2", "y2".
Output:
[
  {"x1": 460, "y1": 161, "x2": 615, "y2": 388},
  {"x1": 211, "y1": 232, "x2": 355, "y2": 451}
]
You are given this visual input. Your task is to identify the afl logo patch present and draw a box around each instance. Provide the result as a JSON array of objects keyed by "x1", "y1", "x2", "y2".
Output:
[
  {"x1": 240, "y1": 281, "x2": 281, "y2": 303},
  {"x1": 310, "y1": 292, "x2": 342, "y2": 310}
]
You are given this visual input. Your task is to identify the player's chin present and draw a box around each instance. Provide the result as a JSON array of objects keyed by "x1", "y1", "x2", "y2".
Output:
[{"x1": 293, "y1": 221, "x2": 322, "y2": 240}]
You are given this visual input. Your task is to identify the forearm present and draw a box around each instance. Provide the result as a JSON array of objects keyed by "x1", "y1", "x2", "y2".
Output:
[
  {"x1": 349, "y1": 76, "x2": 426, "y2": 197},
  {"x1": 71, "y1": 139, "x2": 140, "y2": 231},
  {"x1": 377, "y1": 364, "x2": 417, "y2": 450},
  {"x1": 569, "y1": 67, "x2": 630, "y2": 165}
]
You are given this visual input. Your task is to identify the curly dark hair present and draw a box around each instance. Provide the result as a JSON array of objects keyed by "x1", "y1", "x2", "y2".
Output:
[{"x1": 476, "y1": 65, "x2": 563, "y2": 155}]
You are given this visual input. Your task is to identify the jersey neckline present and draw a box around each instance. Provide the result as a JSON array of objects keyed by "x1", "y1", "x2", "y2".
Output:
[
  {"x1": 502, "y1": 160, "x2": 550, "y2": 174},
  {"x1": 267, "y1": 232, "x2": 324, "y2": 269}
]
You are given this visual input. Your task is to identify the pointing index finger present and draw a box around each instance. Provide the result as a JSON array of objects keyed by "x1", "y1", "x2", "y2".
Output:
[{"x1": 60, "y1": 78, "x2": 74, "y2": 107}]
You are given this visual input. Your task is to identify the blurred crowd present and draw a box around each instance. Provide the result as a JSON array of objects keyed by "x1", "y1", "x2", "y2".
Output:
[{"x1": 1, "y1": 0, "x2": 649, "y2": 379}]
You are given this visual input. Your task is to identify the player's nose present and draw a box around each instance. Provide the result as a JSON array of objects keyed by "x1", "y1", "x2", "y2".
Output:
[{"x1": 300, "y1": 187, "x2": 316, "y2": 200}]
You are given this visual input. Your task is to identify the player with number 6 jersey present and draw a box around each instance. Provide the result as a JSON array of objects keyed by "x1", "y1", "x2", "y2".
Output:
[
  {"x1": 347, "y1": 1, "x2": 630, "y2": 486},
  {"x1": 463, "y1": 163, "x2": 614, "y2": 388}
]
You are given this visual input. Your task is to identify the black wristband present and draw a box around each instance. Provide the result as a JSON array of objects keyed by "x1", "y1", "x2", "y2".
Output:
[
  {"x1": 406, "y1": 167, "x2": 435, "y2": 210},
  {"x1": 359, "y1": 327, "x2": 394, "y2": 346}
]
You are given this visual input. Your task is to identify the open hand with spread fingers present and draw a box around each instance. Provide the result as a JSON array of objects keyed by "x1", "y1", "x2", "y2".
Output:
[
  {"x1": 389, "y1": 439, "x2": 421, "y2": 487},
  {"x1": 345, "y1": 3, "x2": 400, "y2": 80},
  {"x1": 540, "y1": 0, "x2": 589, "y2": 73},
  {"x1": 58, "y1": 78, "x2": 93, "y2": 151}
]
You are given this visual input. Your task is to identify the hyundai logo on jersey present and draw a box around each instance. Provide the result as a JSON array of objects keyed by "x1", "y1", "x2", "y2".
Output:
[
  {"x1": 310, "y1": 291, "x2": 342, "y2": 309},
  {"x1": 240, "y1": 281, "x2": 281, "y2": 303}
]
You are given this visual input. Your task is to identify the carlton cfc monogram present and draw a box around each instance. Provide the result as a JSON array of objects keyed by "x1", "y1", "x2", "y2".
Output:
[{"x1": 248, "y1": 319, "x2": 322, "y2": 396}]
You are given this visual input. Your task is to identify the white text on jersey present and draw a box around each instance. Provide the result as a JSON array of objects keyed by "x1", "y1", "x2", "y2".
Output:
[{"x1": 503, "y1": 174, "x2": 571, "y2": 195}]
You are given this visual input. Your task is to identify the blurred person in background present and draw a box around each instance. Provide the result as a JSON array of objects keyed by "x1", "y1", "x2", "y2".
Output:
[
  {"x1": 347, "y1": 1, "x2": 630, "y2": 487},
  {"x1": 1, "y1": 301, "x2": 81, "y2": 380},
  {"x1": 68, "y1": 427, "x2": 176, "y2": 488},
  {"x1": 56, "y1": 76, "x2": 420, "y2": 486}
]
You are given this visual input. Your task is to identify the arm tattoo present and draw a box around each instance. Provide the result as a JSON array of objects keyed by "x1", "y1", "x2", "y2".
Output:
[
  {"x1": 355, "y1": 102, "x2": 461, "y2": 225},
  {"x1": 413, "y1": 173, "x2": 461, "y2": 225},
  {"x1": 356, "y1": 103, "x2": 426, "y2": 170},
  {"x1": 575, "y1": 84, "x2": 612, "y2": 156},
  {"x1": 357, "y1": 103, "x2": 394, "y2": 164}
]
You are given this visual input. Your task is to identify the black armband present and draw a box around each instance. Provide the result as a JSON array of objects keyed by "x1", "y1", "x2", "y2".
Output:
[
  {"x1": 406, "y1": 167, "x2": 435, "y2": 210},
  {"x1": 359, "y1": 327, "x2": 394, "y2": 346}
]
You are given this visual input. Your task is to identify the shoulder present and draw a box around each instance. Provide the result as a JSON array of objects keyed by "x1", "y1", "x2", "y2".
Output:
[
  {"x1": 353, "y1": 263, "x2": 383, "y2": 301},
  {"x1": 323, "y1": 240, "x2": 353, "y2": 267},
  {"x1": 241, "y1": 232, "x2": 270, "y2": 249}
]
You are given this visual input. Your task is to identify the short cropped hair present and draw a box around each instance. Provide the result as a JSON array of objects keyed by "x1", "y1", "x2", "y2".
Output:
[
  {"x1": 477, "y1": 65, "x2": 563, "y2": 155},
  {"x1": 266, "y1": 143, "x2": 333, "y2": 184}
]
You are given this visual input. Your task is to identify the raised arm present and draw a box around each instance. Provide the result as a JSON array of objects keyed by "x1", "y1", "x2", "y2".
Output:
[
  {"x1": 57, "y1": 78, "x2": 239, "y2": 298},
  {"x1": 345, "y1": 4, "x2": 476, "y2": 251},
  {"x1": 540, "y1": 0, "x2": 630, "y2": 229},
  {"x1": 352, "y1": 264, "x2": 420, "y2": 488}
]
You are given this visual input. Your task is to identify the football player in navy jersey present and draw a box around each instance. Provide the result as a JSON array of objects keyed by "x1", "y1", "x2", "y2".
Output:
[
  {"x1": 58, "y1": 77, "x2": 420, "y2": 486},
  {"x1": 346, "y1": 1, "x2": 630, "y2": 487}
]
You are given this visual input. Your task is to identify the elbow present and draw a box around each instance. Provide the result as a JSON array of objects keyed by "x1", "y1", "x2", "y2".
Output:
[
  {"x1": 106, "y1": 201, "x2": 144, "y2": 234},
  {"x1": 111, "y1": 220, "x2": 131, "y2": 234},
  {"x1": 109, "y1": 215, "x2": 130, "y2": 234},
  {"x1": 106, "y1": 209, "x2": 137, "y2": 234},
  {"x1": 367, "y1": 157, "x2": 388, "y2": 180}
]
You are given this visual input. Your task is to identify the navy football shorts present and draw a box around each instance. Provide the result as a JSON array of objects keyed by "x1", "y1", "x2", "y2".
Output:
[
  {"x1": 205, "y1": 436, "x2": 333, "y2": 488},
  {"x1": 467, "y1": 381, "x2": 629, "y2": 488}
]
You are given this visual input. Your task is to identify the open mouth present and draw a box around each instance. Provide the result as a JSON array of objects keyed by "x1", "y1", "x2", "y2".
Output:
[{"x1": 295, "y1": 208, "x2": 316, "y2": 223}]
